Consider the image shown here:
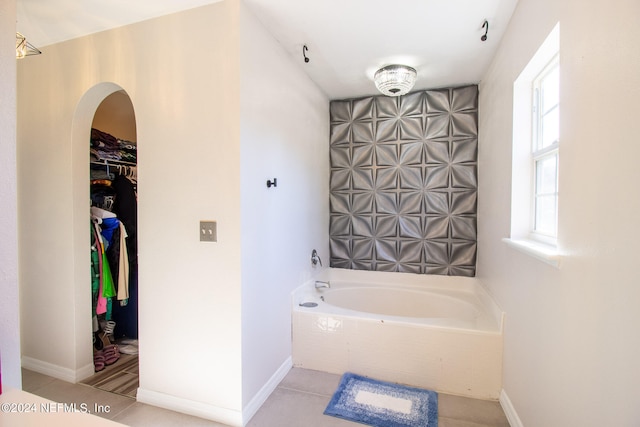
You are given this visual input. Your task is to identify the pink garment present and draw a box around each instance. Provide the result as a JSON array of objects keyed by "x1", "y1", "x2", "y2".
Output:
[
  {"x1": 94, "y1": 222, "x2": 108, "y2": 315},
  {"x1": 96, "y1": 278, "x2": 107, "y2": 315}
]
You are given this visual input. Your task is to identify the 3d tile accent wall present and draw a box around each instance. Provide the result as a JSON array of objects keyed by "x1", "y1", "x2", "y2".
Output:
[{"x1": 329, "y1": 85, "x2": 478, "y2": 276}]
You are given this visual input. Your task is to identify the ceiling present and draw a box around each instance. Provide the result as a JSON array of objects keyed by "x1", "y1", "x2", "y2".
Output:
[{"x1": 16, "y1": 0, "x2": 519, "y2": 100}]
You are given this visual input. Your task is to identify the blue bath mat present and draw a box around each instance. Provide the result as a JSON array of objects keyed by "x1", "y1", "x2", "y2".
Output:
[{"x1": 324, "y1": 372, "x2": 438, "y2": 427}]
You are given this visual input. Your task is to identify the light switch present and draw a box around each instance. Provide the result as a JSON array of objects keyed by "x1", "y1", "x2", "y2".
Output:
[{"x1": 200, "y1": 221, "x2": 217, "y2": 242}]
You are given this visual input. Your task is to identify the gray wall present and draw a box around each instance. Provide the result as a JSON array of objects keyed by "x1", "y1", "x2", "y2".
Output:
[{"x1": 329, "y1": 85, "x2": 478, "y2": 276}]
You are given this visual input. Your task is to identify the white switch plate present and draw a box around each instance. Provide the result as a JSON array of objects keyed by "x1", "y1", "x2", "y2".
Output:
[{"x1": 200, "y1": 221, "x2": 217, "y2": 242}]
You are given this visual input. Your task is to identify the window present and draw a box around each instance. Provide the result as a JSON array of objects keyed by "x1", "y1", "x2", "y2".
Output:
[
  {"x1": 532, "y1": 58, "x2": 559, "y2": 241},
  {"x1": 505, "y1": 23, "x2": 560, "y2": 266}
]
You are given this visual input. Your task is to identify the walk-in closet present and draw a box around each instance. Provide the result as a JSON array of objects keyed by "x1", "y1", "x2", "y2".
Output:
[{"x1": 84, "y1": 91, "x2": 139, "y2": 398}]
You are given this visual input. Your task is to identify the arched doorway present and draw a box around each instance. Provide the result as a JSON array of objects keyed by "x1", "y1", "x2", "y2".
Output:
[
  {"x1": 71, "y1": 83, "x2": 138, "y2": 390},
  {"x1": 86, "y1": 91, "x2": 139, "y2": 395}
]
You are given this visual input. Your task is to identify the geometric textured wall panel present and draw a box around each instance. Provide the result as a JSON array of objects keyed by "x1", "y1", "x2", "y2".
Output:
[{"x1": 329, "y1": 85, "x2": 478, "y2": 276}]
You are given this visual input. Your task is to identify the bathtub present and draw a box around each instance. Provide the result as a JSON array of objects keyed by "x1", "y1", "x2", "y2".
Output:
[{"x1": 291, "y1": 268, "x2": 504, "y2": 399}]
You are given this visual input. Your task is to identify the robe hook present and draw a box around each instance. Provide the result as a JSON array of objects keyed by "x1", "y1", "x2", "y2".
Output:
[
  {"x1": 303, "y1": 45, "x2": 310, "y2": 63},
  {"x1": 481, "y1": 20, "x2": 489, "y2": 41}
]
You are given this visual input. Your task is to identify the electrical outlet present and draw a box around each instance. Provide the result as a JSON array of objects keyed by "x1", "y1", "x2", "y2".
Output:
[{"x1": 200, "y1": 221, "x2": 217, "y2": 242}]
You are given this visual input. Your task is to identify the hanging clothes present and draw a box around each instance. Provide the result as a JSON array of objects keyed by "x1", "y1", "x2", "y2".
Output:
[
  {"x1": 103, "y1": 217, "x2": 130, "y2": 303},
  {"x1": 101, "y1": 249, "x2": 116, "y2": 299},
  {"x1": 111, "y1": 174, "x2": 138, "y2": 339},
  {"x1": 91, "y1": 224, "x2": 101, "y2": 327},
  {"x1": 91, "y1": 220, "x2": 115, "y2": 320},
  {"x1": 99, "y1": 217, "x2": 119, "y2": 244},
  {"x1": 112, "y1": 174, "x2": 137, "y2": 259},
  {"x1": 90, "y1": 129, "x2": 139, "y2": 342},
  {"x1": 91, "y1": 206, "x2": 130, "y2": 303},
  {"x1": 116, "y1": 222, "x2": 129, "y2": 301}
]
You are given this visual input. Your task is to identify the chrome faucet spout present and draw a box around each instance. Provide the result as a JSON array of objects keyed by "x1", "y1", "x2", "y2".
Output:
[{"x1": 314, "y1": 280, "x2": 330, "y2": 289}]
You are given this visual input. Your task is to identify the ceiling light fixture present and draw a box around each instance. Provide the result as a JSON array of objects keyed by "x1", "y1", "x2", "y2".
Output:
[
  {"x1": 16, "y1": 32, "x2": 41, "y2": 59},
  {"x1": 374, "y1": 64, "x2": 417, "y2": 97}
]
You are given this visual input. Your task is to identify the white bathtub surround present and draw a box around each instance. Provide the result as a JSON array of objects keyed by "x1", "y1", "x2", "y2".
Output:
[{"x1": 292, "y1": 268, "x2": 504, "y2": 400}]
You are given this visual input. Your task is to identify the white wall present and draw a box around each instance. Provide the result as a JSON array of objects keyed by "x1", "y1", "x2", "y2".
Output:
[
  {"x1": 0, "y1": 0, "x2": 21, "y2": 390},
  {"x1": 478, "y1": 0, "x2": 640, "y2": 425},
  {"x1": 239, "y1": 3, "x2": 329, "y2": 412},
  {"x1": 18, "y1": 1, "x2": 245, "y2": 423}
]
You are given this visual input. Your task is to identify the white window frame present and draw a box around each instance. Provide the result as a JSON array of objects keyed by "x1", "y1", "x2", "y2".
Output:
[
  {"x1": 504, "y1": 23, "x2": 561, "y2": 267},
  {"x1": 530, "y1": 56, "x2": 559, "y2": 245}
]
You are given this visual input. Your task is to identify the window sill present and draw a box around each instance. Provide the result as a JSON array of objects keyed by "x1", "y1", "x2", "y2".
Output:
[{"x1": 502, "y1": 238, "x2": 561, "y2": 268}]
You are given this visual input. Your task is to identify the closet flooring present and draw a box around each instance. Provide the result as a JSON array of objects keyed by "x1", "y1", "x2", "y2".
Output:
[{"x1": 81, "y1": 353, "x2": 139, "y2": 399}]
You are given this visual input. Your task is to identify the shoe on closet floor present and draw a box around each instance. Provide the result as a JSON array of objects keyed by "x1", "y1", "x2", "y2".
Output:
[
  {"x1": 102, "y1": 344, "x2": 120, "y2": 365},
  {"x1": 118, "y1": 344, "x2": 138, "y2": 355},
  {"x1": 98, "y1": 320, "x2": 117, "y2": 348},
  {"x1": 93, "y1": 352, "x2": 105, "y2": 372},
  {"x1": 116, "y1": 337, "x2": 138, "y2": 354}
]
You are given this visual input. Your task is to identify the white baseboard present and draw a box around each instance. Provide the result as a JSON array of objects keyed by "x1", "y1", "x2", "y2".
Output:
[
  {"x1": 243, "y1": 356, "x2": 292, "y2": 424},
  {"x1": 22, "y1": 356, "x2": 94, "y2": 384},
  {"x1": 24, "y1": 354, "x2": 291, "y2": 427},
  {"x1": 137, "y1": 357, "x2": 292, "y2": 427},
  {"x1": 137, "y1": 387, "x2": 243, "y2": 427},
  {"x1": 500, "y1": 389, "x2": 524, "y2": 427}
]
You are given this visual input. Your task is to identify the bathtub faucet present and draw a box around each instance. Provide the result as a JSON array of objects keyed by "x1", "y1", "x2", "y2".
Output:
[{"x1": 315, "y1": 280, "x2": 330, "y2": 289}]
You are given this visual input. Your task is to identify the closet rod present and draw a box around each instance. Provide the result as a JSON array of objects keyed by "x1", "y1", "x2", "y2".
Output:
[{"x1": 90, "y1": 159, "x2": 136, "y2": 167}]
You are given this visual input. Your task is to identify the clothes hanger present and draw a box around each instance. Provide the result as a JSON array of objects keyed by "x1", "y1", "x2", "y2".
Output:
[{"x1": 91, "y1": 206, "x2": 117, "y2": 219}]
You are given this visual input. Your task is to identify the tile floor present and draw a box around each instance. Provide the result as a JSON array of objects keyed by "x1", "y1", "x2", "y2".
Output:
[{"x1": 21, "y1": 367, "x2": 510, "y2": 427}]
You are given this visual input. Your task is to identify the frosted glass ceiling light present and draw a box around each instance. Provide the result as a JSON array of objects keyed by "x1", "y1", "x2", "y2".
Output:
[{"x1": 374, "y1": 64, "x2": 417, "y2": 97}]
